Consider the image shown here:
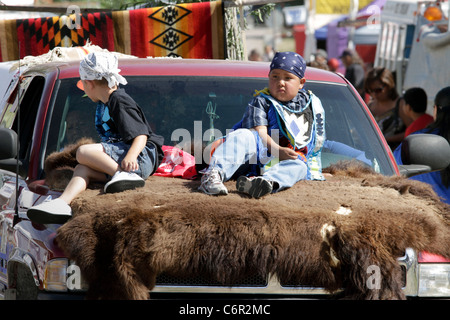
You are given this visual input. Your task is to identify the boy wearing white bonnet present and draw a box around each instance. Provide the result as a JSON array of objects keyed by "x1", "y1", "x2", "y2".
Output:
[{"x1": 28, "y1": 52, "x2": 164, "y2": 224}]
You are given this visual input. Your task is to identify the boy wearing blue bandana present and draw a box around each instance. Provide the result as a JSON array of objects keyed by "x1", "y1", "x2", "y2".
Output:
[{"x1": 199, "y1": 51, "x2": 325, "y2": 198}]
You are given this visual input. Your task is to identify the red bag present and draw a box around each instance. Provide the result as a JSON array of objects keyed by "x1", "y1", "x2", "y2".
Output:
[{"x1": 154, "y1": 146, "x2": 197, "y2": 179}]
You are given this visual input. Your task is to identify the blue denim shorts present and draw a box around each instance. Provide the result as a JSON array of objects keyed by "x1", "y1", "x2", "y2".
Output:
[{"x1": 101, "y1": 141, "x2": 156, "y2": 180}]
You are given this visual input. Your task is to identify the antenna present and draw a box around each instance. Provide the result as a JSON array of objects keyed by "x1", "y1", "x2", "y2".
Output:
[{"x1": 13, "y1": 42, "x2": 21, "y2": 224}]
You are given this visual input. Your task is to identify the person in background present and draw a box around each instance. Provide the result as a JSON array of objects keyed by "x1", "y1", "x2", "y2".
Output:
[
  {"x1": 308, "y1": 49, "x2": 329, "y2": 70},
  {"x1": 313, "y1": 49, "x2": 328, "y2": 65},
  {"x1": 364, "y1": 67, "x2": 409, "y2": 150},
  {"x1": 401, "y1": 87, "x2": 433, "y2": 138},
  {"x1": 340, "y1": 48, "x2": 365, "y2": 97},
  {"x1": 249, "y1": 49, "x2": 263, "y2": 61},
  {"x1": 394, "y1": 86, "x2": 450, "y2": 204},
  {"x1": 263, "y1": 45, "x2": 275, "y2": 62},
  {"x1": 327, "y1": 58, "x2": 339, "y2": 72}
]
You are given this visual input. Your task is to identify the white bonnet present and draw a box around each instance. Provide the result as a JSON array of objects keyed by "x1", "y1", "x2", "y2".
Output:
[{"x1": 79, "y1": 52, "x2": 127, "y2": 88}]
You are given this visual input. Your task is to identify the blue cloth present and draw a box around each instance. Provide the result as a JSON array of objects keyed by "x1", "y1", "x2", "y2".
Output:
[
  {"x1": 393, "y1": 129, "x2": 450, "y2": 204},
  {"x1": 270, "y1": 51, "x2": 306, "y2": 79},
  {"x1": 323, "y1": 140, "x2": 372, "y2": 166}
]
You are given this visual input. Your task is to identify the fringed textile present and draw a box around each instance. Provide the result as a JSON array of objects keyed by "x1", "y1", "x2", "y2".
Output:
[{"x1": 0, "y1": 1, "x2": 225, "y2": 62}]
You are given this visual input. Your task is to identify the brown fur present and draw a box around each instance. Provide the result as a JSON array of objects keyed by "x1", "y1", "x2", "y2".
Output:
[
  {"x1": 44, "y1": 137, "x2": 95, "y2": 190},
  {"x1": 49, "y1": 140, "x2": 450, "y2": 300}
]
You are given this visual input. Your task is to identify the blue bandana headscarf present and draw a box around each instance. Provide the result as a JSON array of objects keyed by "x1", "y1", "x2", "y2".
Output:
[{"x1": 270, "y1": 51, "x2": 306, "y2": 79}]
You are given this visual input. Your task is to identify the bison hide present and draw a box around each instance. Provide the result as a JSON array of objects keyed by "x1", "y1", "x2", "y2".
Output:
[
  {"x1": 53, "y1": 151, "x2": 450, "y2": 300},
  {"x1": 44, "y1": 137, "x2": 96, "y2": 191}
]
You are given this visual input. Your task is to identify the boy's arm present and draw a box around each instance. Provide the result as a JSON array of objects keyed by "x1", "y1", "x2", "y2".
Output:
[
  {"x1": 253, "y1": 126, "x2": 298, "y2": 161},
  {"x1": 121, "y1": 134, "x2": 148, "y2": 172}
]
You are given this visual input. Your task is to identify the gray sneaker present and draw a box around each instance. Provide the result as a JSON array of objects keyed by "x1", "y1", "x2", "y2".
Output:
[
  {"x1": 236, "y1": 176, "x2": 273, "y2": 199},
  {"x1": 199, "y1": 169, "x2": 228, "y2": 195}
]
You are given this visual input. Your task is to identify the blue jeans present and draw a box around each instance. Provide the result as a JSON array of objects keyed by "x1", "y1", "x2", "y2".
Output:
[
  {"x1": 102, "y1": 141, "x2": 156, "y2": 180},
  {"x1": 210, "y1": 129, "x2": 307, "y2": 191}
]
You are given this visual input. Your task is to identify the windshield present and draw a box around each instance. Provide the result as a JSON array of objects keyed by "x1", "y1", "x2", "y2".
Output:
[{"x1": 45, "y1": 76, "x2": 396, "y2": 176}]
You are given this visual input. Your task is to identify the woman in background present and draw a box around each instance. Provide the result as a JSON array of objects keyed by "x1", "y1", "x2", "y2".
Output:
[{"x1": 364, "y1": 67, "x2": 410, "y2": 150}]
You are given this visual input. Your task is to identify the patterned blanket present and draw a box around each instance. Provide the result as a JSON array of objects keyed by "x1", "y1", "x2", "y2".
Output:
[{"x1": 0, "y1": 1, "x2": 225, "y2": 62}]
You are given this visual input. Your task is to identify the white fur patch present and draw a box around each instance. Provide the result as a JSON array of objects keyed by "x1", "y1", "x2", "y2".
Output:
[
  {"x1": 320, "y1": 223, "x2": 340, "y2": 267},
  {"x1": 335, "y1": 206, "x2": 352, "y2": 215}
]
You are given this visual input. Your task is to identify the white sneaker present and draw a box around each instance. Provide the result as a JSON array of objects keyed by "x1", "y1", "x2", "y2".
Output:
[
  {"x1": 27, "y1": 198, "x2": 72, "y2": 224},
  {"x1": 236, "y1": 176, "x2": 273, "y2": 199},
  {"x1": 104, "y1": 171, "x2": 145, "y2": 193},
  {"x1": 198, "y1": 169, "x2": 228, "y2": 195}
]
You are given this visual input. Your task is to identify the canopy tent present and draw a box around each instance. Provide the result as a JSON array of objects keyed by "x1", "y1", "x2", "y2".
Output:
[{"x1": 316, "y1": 22, "x2": 381, "y2": 44}]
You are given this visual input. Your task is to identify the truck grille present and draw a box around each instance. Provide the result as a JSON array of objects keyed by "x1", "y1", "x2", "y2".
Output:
[{"x1": 156, "y1": 273, "x2": 268, "y2": 287}]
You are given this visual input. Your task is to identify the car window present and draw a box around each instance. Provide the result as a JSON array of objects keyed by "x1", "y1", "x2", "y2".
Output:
[
  {"x1": 304, "y1": 81, "x2": 394, "y2": 175},
  {"x1": 44, "y1": 76, "x2": 396, "y2": 178},
  {"x1": 1, "y1": 76, "x2": 44, "y2": 173}
]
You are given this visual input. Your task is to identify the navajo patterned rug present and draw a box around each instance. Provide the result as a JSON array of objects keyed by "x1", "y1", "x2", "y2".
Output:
[{"x1": 0, "y1": 1, "x2": 225, "y2": 62}]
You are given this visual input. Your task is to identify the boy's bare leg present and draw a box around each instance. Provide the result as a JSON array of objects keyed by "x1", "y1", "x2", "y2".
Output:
[
  {"x1": 27, "y1": 144, "x2": 124, "y2": 224},
  {"x1": 75, "y1": 143, "x2": 120, "y2": 176},
  {"x1": 59, "y1": 164, "x2": 107, "y2": 204},
  {"x1": 58, "y1": 143, "x2": 118, "y2": 204},
  {"x1": 73, "y1": 143, "x2": 145, "y2": 194}
]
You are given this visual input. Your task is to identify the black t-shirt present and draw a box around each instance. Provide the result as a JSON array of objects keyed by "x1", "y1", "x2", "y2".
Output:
[{"x1": 107, "y1": 88, "x2": 164, "y2": 165}]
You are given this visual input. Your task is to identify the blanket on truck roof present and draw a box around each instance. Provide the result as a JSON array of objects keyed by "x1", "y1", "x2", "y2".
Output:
[
  {"x1": 52, "y1": 145, "x2": 450, "y2": 299},
  {"x1": 0, "y1": 1, "x2": 225, "y2": 62}
]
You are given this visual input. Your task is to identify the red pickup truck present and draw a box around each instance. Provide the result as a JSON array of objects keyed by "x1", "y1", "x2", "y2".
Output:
[{"x1": 0, "y1": 57, "x2": 449, "y2": 300}]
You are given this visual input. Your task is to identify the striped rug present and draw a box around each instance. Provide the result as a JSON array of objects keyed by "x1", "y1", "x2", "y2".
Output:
[{"x1": 0, "y1": 1, "x2": 225, "y2": 62}]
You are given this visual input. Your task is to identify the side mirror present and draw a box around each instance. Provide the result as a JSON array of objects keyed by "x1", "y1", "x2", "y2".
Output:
[
  {"x1": 399, "y1": 134, "x2": 450, "y2": 177},
  {"x1": 0, "y1": 127, "x2": 18, "y2": 160}
]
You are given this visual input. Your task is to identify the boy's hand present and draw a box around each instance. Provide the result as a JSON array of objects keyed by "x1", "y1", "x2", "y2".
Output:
[
  {"x1": 121, "y1": 135, "x2": 148, "y2": 172},
  {"x1": 121, "y1": 156, "x2": 139, "y2": 172},
  {"x1": 253, "y1": 126, "x2": 299, "y2": 161},
  {"x1": 278, "y1": 146, "x2": 299, "y2": 160}
]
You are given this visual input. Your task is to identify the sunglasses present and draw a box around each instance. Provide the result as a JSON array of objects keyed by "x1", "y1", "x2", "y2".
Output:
[{"x1": 368, "y1": 86, "x2": 384, "y2": 94}]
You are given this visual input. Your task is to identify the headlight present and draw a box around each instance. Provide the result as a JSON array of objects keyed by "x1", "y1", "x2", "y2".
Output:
[
  {"x1": 43, "y1": 259, "x2": 87, "y2": 292},
  {"x1": 418, "y1": 264, "x2": 450, "y2": 297},
  {"x1": 43, "y1": 259, "x2": 68, "y2": 292}
]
